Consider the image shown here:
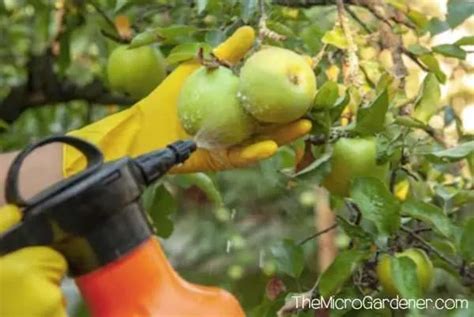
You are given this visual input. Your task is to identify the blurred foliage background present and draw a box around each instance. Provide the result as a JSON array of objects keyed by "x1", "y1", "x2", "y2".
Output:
[{"x1": 1, "y1": 0, "x2": 473, "y2": 316}]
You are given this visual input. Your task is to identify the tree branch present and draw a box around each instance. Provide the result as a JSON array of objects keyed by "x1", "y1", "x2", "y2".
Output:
[
  {"x1": 0, "y1": 51, "x2": 134, "y2": 123},
  {"x1": 272, "y1": 0, "x2": 332, "y2": 7}
]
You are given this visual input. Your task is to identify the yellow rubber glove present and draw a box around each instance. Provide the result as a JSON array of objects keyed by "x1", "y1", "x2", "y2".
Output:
[
  {"x1": 64, "y1": 26, "x2": 312, "y2": 176},
  {"x1": 0, "y1": 205, "x2": 68, "y2": 317}
]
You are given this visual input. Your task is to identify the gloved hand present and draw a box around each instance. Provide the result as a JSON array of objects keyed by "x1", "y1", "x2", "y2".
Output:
[
  {"x1": 0, "y1": 205, "x2": 68, "y2": 317},
  {"x1": 64, "y1": 26, "x2": 312, "y2": 176}
]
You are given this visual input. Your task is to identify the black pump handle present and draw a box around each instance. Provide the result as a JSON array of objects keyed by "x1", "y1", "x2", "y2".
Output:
[{"x1": 5, "y1": 135, "x2": 103, "y2": 207}]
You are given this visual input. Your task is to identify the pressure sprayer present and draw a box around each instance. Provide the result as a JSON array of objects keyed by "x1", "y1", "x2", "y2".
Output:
[{"x1": 0, "y1": 136, "x2": 245, "y2": 317}]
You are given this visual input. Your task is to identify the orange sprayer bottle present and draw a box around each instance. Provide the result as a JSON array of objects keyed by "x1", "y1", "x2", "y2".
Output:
[{"x1": 0, "y1": 136, "x2": 244, "y2": 317}]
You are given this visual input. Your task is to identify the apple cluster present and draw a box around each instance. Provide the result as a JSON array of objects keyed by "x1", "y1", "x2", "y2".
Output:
[{"x1": 177, "y1": 46, "x2": 317, "y2": 148}]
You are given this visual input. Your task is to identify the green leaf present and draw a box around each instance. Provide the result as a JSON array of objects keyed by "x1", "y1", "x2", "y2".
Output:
[
  {"x1": 447, "y1": 0, "x2": 474, "y2": 28},
  {"x1": 115, "y1": 0, "x2": 128, "y2": 12},
  {"x1": 337, "y1": 216, "x2": 373, "y2": 249},
  {"x1": 427, "y1": 18, "x2": 450, "y2": 35},
  {"x1": 166, "y1": 42, "x2": 212, "y2": 65},
  {"x1": 425, "y1": 141, "x2": 474, "y2": 163},
  {"x1": 271, "y1": 239, "x2": 305, "y2": 278},
  {"x1": 394, "y1": 116, "x2": 428, "y2": 129},
  {"x1": 129, "y1": 30, "x2": 162, "y2": 49},
  {"x1": 460, "y1": 218, "x2": 474, "y2": 262},
  {"x1": 322, "y1": 26, "x2": 348, "y2": 49},
  {"x1": 131, "y1": 25, "x2": 198, "y2": 48},
  {"x1": 432, "y1": 44, "x2": 466, "y2": 59},
  {"x1": 418, "y1": 54, "x2": 446, "y2": 83},
  {"x1": 313, "y1": 81, "x2": 339, "y2": 110},
  {"x1": 292, "y1": 151, "x2": 332, "y2": 183},
  {"x1": 350, "y1": 177, "x2": 401, "y2": 237},
  {"x1": 330, "y1": 91, "x2": 350, "y2": 121},
  {"x1": 241, "y1": 0, "x2": 257, "y2": 23},
  {"x1": 319, "y1": 250, "x2": 368, "y2": 297},
  {"x1": 401, "y1": 199, "x2": 454, "y2": 239},
  {"x1": 407, "y1": 9, "x2": 429, "y2": 30},
  {"x1": 197, "y1": 0, "x2": 208, "y2": 14},
  {"x1": 266, "y1": 20, "x2": 295, "y2": 37},
  {"x1": 391, "y1": 256, "x2": 422, "y2": 299},
  {"x1": 413, "y1": 73, "x2": 441, "y2": 123},
  {"x1": 456, "y1": 36, "x2": 474, "y2": 46},
  {"x1": 174, "y1": 173, "x2": 223, "y2": 207},
  {"x1": 407, "y1": 44, "x2": 431, "y2": 56},
  {"x1": 205, "y1": 29, "x2": 226, "y2": 46},
  {"x1": 0, "y1": 119, "x2": 9, "y2": 130},
  {"x1": 143, "y1": 185, "x2": 177, "y2": 238},
  {"x1": 355, "y1": 89, "x2": 389, "y2": 135}
]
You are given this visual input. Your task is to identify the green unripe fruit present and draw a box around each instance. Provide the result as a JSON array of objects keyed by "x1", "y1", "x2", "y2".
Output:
[
  {"x1": 239, "y1": 46, "x2": 317, "y2": 124},
  {"x1": 322, "y1": 137, "x2": 389, "y2": 197},
  {"x1": 107, "y1": 45, "x2": 166, "y2": 99},
  {"x1": 178, "y1": 66, "x2": 255, "y2": 148},
  {"x1": 376, "y1": 248, "x2": 434, "y2": 297}
]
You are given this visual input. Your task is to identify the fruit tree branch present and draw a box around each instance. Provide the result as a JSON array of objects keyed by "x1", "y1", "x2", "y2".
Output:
[
  {"x1": 336, "y1": 0, "x2": 363, "y2": 87},
  {"x1": 0, "y1": 51, "x2": 134, "y2": 123},
  {"x1": 272, "y1": 0, "x2": 332, "y2": 7}
]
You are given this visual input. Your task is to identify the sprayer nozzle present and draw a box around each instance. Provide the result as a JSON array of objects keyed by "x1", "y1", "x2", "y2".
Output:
[{"x1": 135, "y1": 140, "x2": 197, "y2": 185}]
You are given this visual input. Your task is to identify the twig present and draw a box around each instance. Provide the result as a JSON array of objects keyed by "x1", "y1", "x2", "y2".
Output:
[
  {"x1": 298, "y1": 223, "x2": 338, "y2": 245},
  {"x1": 336, "y1": 0, "x2": 362, "y2": 87},
  {"x1": 272, "y1": 0, "x2": 331, "y2": 7},
  {"x1": 401, "y1": 48, "x2": 430, "y2": 72},
  {"x1": 344, "y1": 5, "x2": 372, "y2": 33},
  {"x1": 312, "y1": 43, "x2": 328, "y2": 69},
  {"x1": 314, "y1": 186, "x2": 338, "y2": 272},
  {"x1": 401, "y1": 226, "x2": 459, "y2": 268},
  {"x1": 100, "y1": 29, "x2": 130, "y2": 44},
  {"x1": 0, "y1": 51, "x2": 134, "y2": 123},
  {"x1": 258, "y1": 0, "x2": 287, "y2": 42},
  {"x1": 51, "y1": 0, "x2": 66, "y2": 56},
  {"x1": 87, "y1": 0, "x2": 118, "y2": 35}
]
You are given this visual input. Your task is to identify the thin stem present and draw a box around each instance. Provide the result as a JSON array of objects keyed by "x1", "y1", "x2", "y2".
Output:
[
  {"x1": 344, "y1": 4, "x2": 372, "y2": 33},
  {"x1": 88, "y1": 0, "x2": 118, "y2": 35},
  {"x1": 298, "y1": 223, "x2": 338, "y2": 245},
  {"x1": 401, "y1": 226, "x2": 459, "y2": 268}
]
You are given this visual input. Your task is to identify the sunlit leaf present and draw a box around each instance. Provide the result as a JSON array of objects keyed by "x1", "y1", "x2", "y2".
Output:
[
  {"x1": 414, "y1": 73, "x2": 441, "y2": 123},
  {"x1": 322, "y1": 26, "x2": 348, "y2": 49},
  {"x1": 418, "y1": 54, "x2": 446, "y2": 83},
  {"x1": 313, "y1": 80, "x2": 339, "y2": 110}
]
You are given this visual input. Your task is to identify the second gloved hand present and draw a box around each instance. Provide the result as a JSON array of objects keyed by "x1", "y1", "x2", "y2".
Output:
[
  {"x1": 64, "y1": 26, "x2": 312, "y2": 176},
  {"x1": 0, "y1": 205, "x2": 68, "y2": 317}
]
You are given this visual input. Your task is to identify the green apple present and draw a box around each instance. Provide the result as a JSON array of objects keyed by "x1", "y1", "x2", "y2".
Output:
[
  {"x1": 322, "y1": 137, "x2": 389, "y2": 196},
  {"x1": 377, "y1": 248, "x2": 434, "y2": 297},
  {"x1": 178, "y1": 66, "x2": 255, "y2": 148},
  {"x1": 107, "y1": 45, "x2": 166, "y2": 99},
  {"x1": 239, "y1": 46, "x2": 317, "y2": 124}
]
